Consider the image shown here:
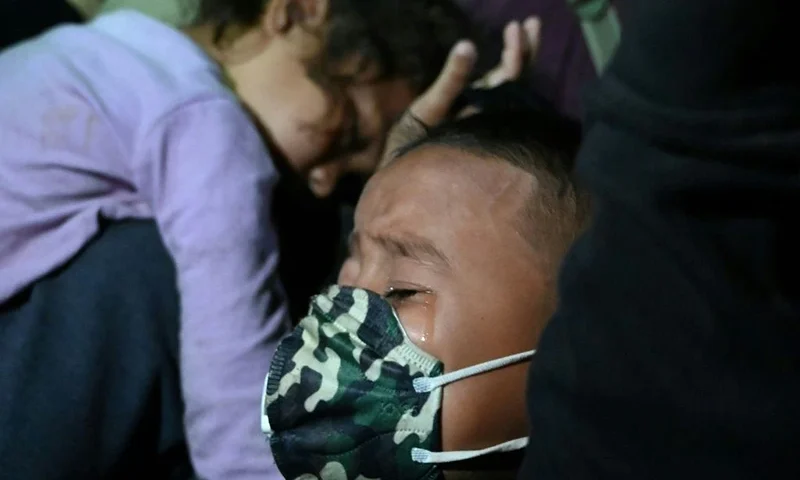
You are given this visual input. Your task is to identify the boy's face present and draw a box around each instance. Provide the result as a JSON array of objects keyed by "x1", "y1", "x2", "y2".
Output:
[
  {"x1": 338, "y1": 144, "x2": 552, "y2": 465},
  {"x1": 222, "y1": 0, "x2": 416, "y2": 197}
]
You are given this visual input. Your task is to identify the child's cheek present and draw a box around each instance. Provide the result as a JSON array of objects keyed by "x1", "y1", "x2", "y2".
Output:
[
  {"x1": 267, "y1": 118, "x2": 332, "y2": 175},
  {"x1": 279, "y1": 99, "x2": 344, "y2": 173}
]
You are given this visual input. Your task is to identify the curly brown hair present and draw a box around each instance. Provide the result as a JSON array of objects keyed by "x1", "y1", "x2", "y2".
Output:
[{"x1": 194, "y1": 0, "x2": 474, "y2": 93}]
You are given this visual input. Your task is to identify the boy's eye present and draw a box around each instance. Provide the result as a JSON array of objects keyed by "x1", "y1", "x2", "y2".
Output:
[
  {"x1": 384, "y1": 288, "x2": 420, "y2": 301},
  {"x1": 384, "y1": 287, "x2": 434, "y2": 309}
]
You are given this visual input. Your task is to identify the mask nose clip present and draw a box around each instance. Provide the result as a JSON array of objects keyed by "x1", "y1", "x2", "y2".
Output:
[{"x1": 261, "y1": 374, "x2": 274, "y2": 437}]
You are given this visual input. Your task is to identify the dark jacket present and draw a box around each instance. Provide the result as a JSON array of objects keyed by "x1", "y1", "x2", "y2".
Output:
[{"x1": 521, "y1": 0, "x2": 800, "y2": 478}]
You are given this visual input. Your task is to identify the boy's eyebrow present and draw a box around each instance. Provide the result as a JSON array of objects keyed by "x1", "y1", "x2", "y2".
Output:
[{"x1": 372, "y1": 232, "x2": 451, "y2": 268}]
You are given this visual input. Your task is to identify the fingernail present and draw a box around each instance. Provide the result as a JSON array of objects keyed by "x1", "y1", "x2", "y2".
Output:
[
  {"x1": 309, "y1": 171, "x2": 333, "y2": 197},
  {"x1": 524, "y1": 17, "x2": 541, "y2": 35},
  {"x1": 454, "y1": 40, "x2": 477, "y2": 58},
  {"x1": 309, "y1": 167, "x2": 326, "y2": 185}
]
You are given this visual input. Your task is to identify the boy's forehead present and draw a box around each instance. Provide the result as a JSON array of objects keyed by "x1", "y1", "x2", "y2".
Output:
[
  {"x1": 387, "y1": 144, "x2": 530, "y2": 186},
  {"x1": 358, "y1": 147, "x2": 462, "y2": 224},
  {"x1": 363, "y1": 145, "x2": 532, "y2": 221},
  {"x1": 354, "y1": 145, "x2": 536, "y2": 271}
]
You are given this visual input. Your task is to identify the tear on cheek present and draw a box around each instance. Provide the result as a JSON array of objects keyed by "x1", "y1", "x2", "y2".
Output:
[{"x1": 396, "y1": 296, "x2": 437, "y2": 351}]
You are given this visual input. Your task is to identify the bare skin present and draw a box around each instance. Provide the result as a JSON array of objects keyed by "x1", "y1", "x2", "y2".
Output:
[
  {"x1": 185, "y1": 0, "x2": 540, "y2": 196},
  {"x1": 186, "y1": 0, "x2": 416, "y2": 197},
  {"x1": 382, "y1": 18, "x2": 541, "y2": 165},
  {"x1": 339, "y1": 145, "x2": 555, "y2": 464}
]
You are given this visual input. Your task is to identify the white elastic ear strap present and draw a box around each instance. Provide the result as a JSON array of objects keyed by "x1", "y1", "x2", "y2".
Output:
[
  {"x1": 411, "y1": 437, "x2": 530, "y2": 464},
  {"x1": 412, "y1": 350, "x2": 536, "y2": 394},
  {"x1": 409, "y1": 349, "x2": 535, "y2": 464}
]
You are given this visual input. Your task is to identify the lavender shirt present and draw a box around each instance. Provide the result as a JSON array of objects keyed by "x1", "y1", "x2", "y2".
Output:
[{"x1": 0, "y1": 11, "x2": 289, "y2": 480}]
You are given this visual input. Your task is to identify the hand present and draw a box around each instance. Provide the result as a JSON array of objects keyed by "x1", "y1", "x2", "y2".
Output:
[
  {"x1": 382, "y1": 17, "x2": 541, "y2": 166},
  {"x1": 382, "y1": 40, "x2": 477, "y2": 166},
  {"x1": 474, "y1": 17, "x2": 541, "y2": 89}
]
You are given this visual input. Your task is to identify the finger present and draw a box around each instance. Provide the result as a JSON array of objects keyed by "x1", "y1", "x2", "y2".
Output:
[
  {"x1": 499, "y1": 20, "x2": 524, "y2": 82},
  {"x1": 472, "y1": 19, "x2": 530, "y2": 89},
  {"x1": 409, "y1": 40, "x2": 477, "y2": 125},
  {"x1": 523, "y1": 17, "x2": 542, "y2": 64},
  {"x1": 381, "y1": 114, "x2": 428, "y2": 167},
  {"x1": 456, "y1": 105, "x2": 482, "y2": 119}
]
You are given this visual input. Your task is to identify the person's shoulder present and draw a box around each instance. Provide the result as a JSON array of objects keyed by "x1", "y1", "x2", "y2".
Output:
[
  {"x1": 16, "y1": 10, "x2": 242, "y2": 149},
  {"x1": 0, "y1": 11, "x2": 231, "y2": 111},
  {"x1": 83, "y1": 11, "x2": 232, "y2": 115}
]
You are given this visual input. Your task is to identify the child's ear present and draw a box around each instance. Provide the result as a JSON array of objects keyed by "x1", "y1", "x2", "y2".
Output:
[{"x1": 263, "y1": 0, "x2": 330, "y2": 36}]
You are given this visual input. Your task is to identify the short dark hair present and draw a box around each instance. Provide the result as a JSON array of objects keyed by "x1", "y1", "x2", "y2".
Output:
[
  {"x1": 396, "y1": 109, "x2": 590, "y2": 276},
  {"x1": 194, "y1": 0, "x2": 473, "y2": 93}
]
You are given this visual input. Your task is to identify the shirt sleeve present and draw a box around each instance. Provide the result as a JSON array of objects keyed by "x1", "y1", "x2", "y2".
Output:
[
  {"x1": 520, "y1": 1, "x2": 800, "y2": 479},
  {"x1": 136, "y1": 98, "x2": 291, "y2": 480}
]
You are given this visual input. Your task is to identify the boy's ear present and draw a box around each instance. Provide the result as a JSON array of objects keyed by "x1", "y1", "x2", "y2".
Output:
[{"x1": 263, "y1": 0, "x2": 330, "y2": 35}]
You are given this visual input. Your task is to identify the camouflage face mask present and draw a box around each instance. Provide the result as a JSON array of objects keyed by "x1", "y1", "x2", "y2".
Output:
[{"x1": 261, "y1": 286, "x2": 535, "y2": 480}]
